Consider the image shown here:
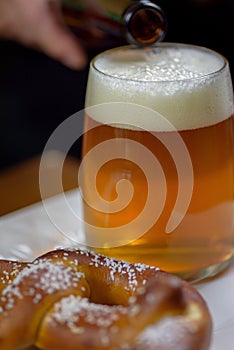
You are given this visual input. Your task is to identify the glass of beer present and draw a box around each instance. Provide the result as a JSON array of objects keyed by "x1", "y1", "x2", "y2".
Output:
[{"x1": 80, "y1": 43, "x2": 234, "y2": 282}]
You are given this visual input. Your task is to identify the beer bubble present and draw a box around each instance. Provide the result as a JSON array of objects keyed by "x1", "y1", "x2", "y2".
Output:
[
  {"x1": 39, "y1": 102, "x2": 194, "y2": 248},
  {"x1": 79, "y1": 103, "x2": 194, "y2": 247}
]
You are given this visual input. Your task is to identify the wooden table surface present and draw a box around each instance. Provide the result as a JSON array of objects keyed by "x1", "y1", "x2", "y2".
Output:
[{"x1": 0, "y1": 152, "x2": 79, "y2": 216}]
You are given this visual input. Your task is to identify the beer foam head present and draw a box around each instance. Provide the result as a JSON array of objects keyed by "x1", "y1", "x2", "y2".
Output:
[{"x1": 85, "y1": 44, "x2": 233, "y2": 130}]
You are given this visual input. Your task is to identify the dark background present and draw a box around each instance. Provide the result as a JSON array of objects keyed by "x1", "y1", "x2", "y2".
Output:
[{"x1": 0, "y1": 0, "x2": 233, "y2": 169}]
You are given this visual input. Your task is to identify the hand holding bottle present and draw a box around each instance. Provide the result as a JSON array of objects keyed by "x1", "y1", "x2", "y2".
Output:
[{"x1": 0, "y1": 0, "x2": 87, "y2": 69}]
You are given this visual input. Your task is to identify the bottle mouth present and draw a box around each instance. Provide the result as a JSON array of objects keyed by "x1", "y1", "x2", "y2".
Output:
[{"x1": 122, "y1": 1, "x2": 168, "y2": 46}]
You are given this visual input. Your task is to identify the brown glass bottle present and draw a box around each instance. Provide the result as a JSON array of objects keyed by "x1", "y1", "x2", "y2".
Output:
[{"x1": 61, "y1": 0, "x2": 167, "y2": 48}]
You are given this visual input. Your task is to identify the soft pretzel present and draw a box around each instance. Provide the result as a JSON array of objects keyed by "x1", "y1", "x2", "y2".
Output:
[{"x1": 0, "y1": 248, "x2": 212, "y2": 350}]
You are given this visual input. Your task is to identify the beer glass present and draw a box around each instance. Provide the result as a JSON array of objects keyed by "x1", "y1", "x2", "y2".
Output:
[{"x1": 80, "y1": 43, "x2": 234, "y2": 282}]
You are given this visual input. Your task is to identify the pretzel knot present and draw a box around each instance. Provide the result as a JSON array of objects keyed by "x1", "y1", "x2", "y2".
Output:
[{"x1": 0, "y1": 248, "x2": 212, "y2": 350}]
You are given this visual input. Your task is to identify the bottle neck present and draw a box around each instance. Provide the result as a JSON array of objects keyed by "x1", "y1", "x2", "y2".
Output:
[
  {"x1": 61, "y1": 0, "x2": 167, "y2": 47},
  {"x1": 61, "y1": 0, "x2": 132, "y2": 21}
]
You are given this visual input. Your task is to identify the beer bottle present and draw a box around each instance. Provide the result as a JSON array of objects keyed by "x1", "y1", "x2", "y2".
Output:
[{"x1": 61, "y1": 0, "x2": 167, "y2": 48}]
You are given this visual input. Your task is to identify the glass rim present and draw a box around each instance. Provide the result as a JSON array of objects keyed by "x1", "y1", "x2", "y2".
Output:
[{"x1": 91, "y1": 42, "x2": 228, "y2": 84}]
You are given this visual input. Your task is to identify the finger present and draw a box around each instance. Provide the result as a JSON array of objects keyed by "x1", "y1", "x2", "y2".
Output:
[
  {"x1": 35, "y1": 17, "x2": 88, "y2": 69},
  {"x1": 37, "y1": 21, "x2": 87, "y2": 69}
]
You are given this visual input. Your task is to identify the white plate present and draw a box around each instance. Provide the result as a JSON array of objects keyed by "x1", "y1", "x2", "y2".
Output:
[{"x1": 0, "y1": 189, "x2": 233, "y2": 350}]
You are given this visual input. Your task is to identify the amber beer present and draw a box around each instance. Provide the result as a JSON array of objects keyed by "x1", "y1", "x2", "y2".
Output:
[{"x1": 81, "y1": 44, "x2": 234, "y2": 281}]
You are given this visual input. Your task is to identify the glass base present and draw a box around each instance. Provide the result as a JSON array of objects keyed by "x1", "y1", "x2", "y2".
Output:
[
  {"x1": 93, "y1": 246, "x2": 234, "y2": 284},
  {"x1": 175, "y1": 258, "x2": 233, "y2": 284}
]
